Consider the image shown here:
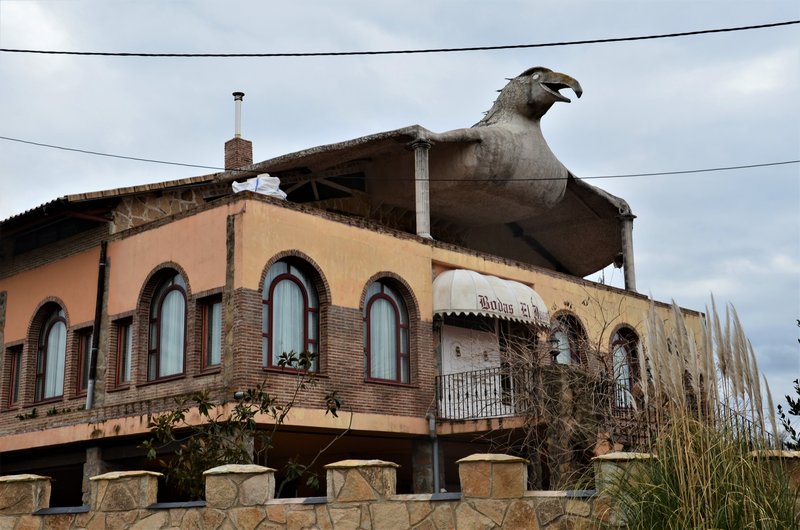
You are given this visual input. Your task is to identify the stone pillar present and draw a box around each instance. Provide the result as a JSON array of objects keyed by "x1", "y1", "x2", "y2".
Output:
[
  {"x1": 592, "y1": 451, "x2": 654, "y2": 492},
  {"x1": 0, "y1": 474, "x2": 51, "y2": 514},
  {"x1": 457, "y1": 453, "x2": 527, "y2": 499},
  {"x1": 89, "y1": 470, "x2": 161, "y2": 511},
  {"x1": 411, "y1": 139, "x2": 432, "y2": 239},
  {"x1": 203, "y1": 464, "x2": 275, "y2": 509},
  {"x1": 82, "y1": 446, "x2": 108, "y2": 505},
  {"x1": 325, "y1": 459, "x2": 399, "y2": 502},
  {"x1": 750, "y1": 450, "x2": 800, "y2": 490}
]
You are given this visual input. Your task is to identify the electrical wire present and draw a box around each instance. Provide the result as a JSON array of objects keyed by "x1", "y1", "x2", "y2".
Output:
[
  {"x1": 1, "y1": 21, "x2": 797, "y2": 58},
  {"x1": 1, "y1": 134, "x2": 797, "y2": 182}
]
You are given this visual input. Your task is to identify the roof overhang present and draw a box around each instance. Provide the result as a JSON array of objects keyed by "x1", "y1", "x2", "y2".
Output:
[{"x1": 433, "y1": 269, "x2": 550, "y2": 326}]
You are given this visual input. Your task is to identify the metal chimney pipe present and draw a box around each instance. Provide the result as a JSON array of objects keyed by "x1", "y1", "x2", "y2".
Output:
[{"x1": 233, "y1": 92, "x2": 245, "y2": 138}]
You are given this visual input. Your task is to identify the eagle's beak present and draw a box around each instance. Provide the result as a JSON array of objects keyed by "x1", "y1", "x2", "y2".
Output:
[{"x1": 539, "y1": 72, "x2": 583, "y2": 103}]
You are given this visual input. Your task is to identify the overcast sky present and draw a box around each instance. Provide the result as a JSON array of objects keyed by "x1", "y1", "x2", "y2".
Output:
[{"x1": 0, "y1": 1, "x2": 798, "y2": 414}]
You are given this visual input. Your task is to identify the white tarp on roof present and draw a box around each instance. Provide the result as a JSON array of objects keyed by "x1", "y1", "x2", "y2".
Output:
[
  {"x1": 433, "y1": 269, "x2": 549, "y2": 326},
  {"x1": 231, "y1": 173, "x2": 287, "y2": 199}
]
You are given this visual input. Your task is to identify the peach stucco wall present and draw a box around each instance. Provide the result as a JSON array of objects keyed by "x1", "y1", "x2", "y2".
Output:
[
  {"x1": 236, "y1": 202, "x2": 433, "y2": 315},
  {"x1": 0, "y1": 248, "x2": 100, "y2": 341},
  {"x1": 106, "y1": 205, "x2": 228, "y2": 315}
]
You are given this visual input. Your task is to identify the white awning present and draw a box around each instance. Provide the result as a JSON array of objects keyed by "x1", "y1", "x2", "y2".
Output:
[{"x1": 433, "y1": 269, "x2": 550, "y2": 326}]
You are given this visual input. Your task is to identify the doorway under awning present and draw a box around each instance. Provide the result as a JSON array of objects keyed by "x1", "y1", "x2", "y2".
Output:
[{"x1": 432, "y1": 269, "x2": 550, "y2": 327}]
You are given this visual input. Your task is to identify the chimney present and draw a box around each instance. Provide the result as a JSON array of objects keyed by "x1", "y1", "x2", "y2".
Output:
[{"x1": 224, "y1": 92, "x2": 253, "y2": 170}]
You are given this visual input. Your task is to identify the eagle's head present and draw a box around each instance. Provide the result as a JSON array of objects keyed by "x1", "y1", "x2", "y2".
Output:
[
  {"x1": 520, "y1": 66, "x2": 583, "y2": 108},
  {"x1": 479, "y1": 67, "x2": 583, "y2": 125}
]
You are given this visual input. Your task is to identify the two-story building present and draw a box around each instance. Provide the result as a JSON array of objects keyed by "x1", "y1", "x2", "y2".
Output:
[{"x1": 0, "y1": 69, "x2": 701, "y2": 505}]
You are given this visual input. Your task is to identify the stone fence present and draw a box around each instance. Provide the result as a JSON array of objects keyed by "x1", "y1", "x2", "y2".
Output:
[{"x1": 1, "y1": 451, "x2": 798, "y2": 529}]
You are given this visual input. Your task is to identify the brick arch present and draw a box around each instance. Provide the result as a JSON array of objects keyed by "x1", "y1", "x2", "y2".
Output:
[
  {"x1": 608, "y1": 323, "x2": 640, "y2": 352},
  {"x1": 137, "y1": 261, "x2": 193, "y2": 308},
  {"x1": 359, "y1": 271, "x2": 421, "y2": 323},
  {"x1": 259, "y1": 250, "x2": 331, "y2": 307},
  {"x1": 26, "y1": 296, "x2": 70, "y2": 347},
  {"x1": 549, "y1": 309, "x2": 589, "y2": 365}
]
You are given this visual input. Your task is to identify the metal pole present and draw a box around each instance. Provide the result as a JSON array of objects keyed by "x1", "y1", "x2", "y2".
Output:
[{"x1": 86, "y1": 240, "x2": 107, "y2": 410}]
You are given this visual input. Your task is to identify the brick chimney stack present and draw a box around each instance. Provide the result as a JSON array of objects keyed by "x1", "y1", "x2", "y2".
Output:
[{"x1": 224, "y1": 92, "x2": 253, "y2": 170}]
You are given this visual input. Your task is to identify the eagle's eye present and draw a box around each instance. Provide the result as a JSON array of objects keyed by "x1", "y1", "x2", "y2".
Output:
[{"x1": 531, "y1": 73, "x2": 540, "y2": 80}]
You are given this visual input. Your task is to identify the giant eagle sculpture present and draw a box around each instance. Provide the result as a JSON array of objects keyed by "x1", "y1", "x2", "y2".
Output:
[{"x1": 242, "y1": 67, "x2": 633, "y2": 278}]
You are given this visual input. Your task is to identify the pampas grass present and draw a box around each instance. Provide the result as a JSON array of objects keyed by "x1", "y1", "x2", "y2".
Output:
[{"x1": 609, "y1": 299, "x2": 798, "y2": 529}]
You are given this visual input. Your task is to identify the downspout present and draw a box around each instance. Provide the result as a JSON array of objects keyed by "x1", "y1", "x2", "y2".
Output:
[
  {"x1": 426, "y1": 413, "x2": 440, "y2": 493},
  {"x1": 85, "y1": 240, "x2": 107, "y2": 410}
]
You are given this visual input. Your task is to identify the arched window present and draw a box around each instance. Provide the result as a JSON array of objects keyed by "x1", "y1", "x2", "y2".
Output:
[
  {"x1": 262, "y1": 260, "x2": 319, "y2": 370},
  {"x1": 551, "y1": 314, "x2": 585, "y2": 365},
  {"x1": 148, "y1": 272, "x2": 187, "y2": 380},
  {"x1": 35, "y1": 307, "x2": 67, "y2": 402},
  {"x1": 612, "y1": 327, "x2": 639, "y2": 407},
  {"x1": 364, "y1": 280, "x2": 409, "y2": 383}
]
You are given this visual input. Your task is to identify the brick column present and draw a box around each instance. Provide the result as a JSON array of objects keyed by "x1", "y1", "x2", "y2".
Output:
[
  {"x1": 203, "y1": 464, "x2": 275, "y2": 509},
  {"x1": 0, "y1": 474, "x2": 51, "y2": 514},
  {"x1": 457, "y1": 453, "x2": 527, "y2": 499}
]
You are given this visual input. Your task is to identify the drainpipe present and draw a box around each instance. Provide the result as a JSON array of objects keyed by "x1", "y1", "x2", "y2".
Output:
[
  {"x1": 86, "y1": 240, "x2": 107, "y2": 410},
  {"x1": 426, "y1": 413, "x2": 440, "y2": 493}
]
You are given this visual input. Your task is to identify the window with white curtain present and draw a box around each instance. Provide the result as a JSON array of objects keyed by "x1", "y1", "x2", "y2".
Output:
[
  {"x1": 116, "y1": 320, "x2": 133, "y2": 385},
  {"x1": 364, "y1": 281, "x2": 409, "y2": 383},
  {"x1": 612, "y1": 328, "x2": 639, "y2": 408},
  {"x1": 262, "y1": 260, "x2": 318, "y2": 370},
  {"x1": 148, "y1": 272, "x2": 187, "y2": 380},
  {"x1": 35, "y1": 307, "x2": 67, "y2": 402},
  {"x1": 203, "y1": 298, "x2": 222, "y2": 368},
  {"x1": 550, "y1": 314, "x2": 585, "y2": 366}
]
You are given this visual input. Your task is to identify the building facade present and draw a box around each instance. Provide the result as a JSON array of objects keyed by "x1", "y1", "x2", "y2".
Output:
[{"x1": 0, "y1": 71, "x2": 702, "y2": 505}]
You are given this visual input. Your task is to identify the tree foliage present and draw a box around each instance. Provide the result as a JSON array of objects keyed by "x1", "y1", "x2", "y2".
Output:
[{"x1": 140, "y1": 351, "x2": 343, "y2": 500}]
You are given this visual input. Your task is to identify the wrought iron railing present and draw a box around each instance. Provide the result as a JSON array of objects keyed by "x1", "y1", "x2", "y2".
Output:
[
  {"x1": 436, "y1": 366, "x2": 777, "y2": 449},
  {"x1": 436, "y1": 366, "x2": 521, "y2": 420}
]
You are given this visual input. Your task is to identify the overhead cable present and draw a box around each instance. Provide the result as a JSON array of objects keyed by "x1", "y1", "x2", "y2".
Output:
[
  {"x1": 1, "y1": 135, "x2": 797, "y2": 181},
  {"x1": 0, "y1": 20, "x2": 797, "y2": 58}
]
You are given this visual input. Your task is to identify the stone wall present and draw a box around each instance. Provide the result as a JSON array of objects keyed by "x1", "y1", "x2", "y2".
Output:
[{"x1": 0, "y1": 453, "x2": 609, "y2": 529}]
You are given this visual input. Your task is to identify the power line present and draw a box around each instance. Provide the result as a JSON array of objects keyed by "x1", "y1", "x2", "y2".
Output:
[
  {"x1": 1, "y1": 134, "x2": 797, "y2": 182},
  {"x1": 1, "y1": 20, "x2": 797, "y2": 58}
]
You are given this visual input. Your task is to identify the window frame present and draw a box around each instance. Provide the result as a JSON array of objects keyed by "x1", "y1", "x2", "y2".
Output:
[
  {"x1": 201, "y1": 296, "x2": 223, "y2": 371},
  {"x1": 147, "y1": 273, "x2": 187, "y2": 381},
  {"x1": 115, "y1": 319, "x2": 133, "y2": 387},
  {"x1": 262, "y1": 260, "x2": 319, "y2": 372},
  {"x1": 76, "y1": 328, "x2": 93, "y2": 395},
  {"x1": 611, "y1": 327, "x2": 639, "y2": 408},
  {"x1": 34, "y1": 308, "x2": 67, "y2": 403},
  {"x1": 6, "y1": 346, "x2": 22, "y2": 407},
  {"x1": 550, "y1": 314, "x2": 585, "y2": 366},
  {"x1": 363, "y1": 281, "x2": 410, "y2": 384}
]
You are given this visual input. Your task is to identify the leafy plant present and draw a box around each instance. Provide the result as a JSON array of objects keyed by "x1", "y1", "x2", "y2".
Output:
[
  {"x1": 141, "y1": 351, "x2": 347, "y2": 500},
  {"x1": 777, "y1": 378, "x2": 800, "y2": 450}
]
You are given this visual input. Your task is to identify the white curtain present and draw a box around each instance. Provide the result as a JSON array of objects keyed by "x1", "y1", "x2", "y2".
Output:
[
  {"x1": 208, "y1": 302, "x2": 222, "y2": 365},
  {"x1": 272, "y1": 279, "x2": 304, "y2": 365},
  {"x1": 554, "y1": 330, "x2": 571, "y2": 365},
  {"x1": 370, "y1": 299, "x2": 397, "y2": 380},
  {"x1": 44, "y1": 321, "x2": 66, "y2": 398},
  {"x1": 120, "y1": 325, "x2": 132, "y2": 383},
  {"x1": 159, "y1": 290, "x2": 185, "y2": 377}
]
